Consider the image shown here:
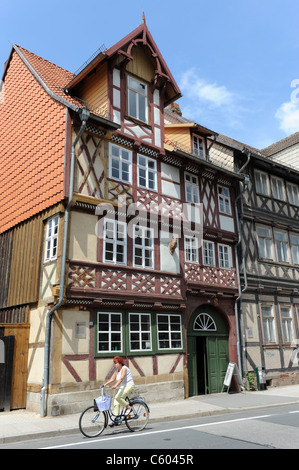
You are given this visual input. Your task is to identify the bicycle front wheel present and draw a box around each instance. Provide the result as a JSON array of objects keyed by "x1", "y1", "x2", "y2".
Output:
[
  {"x1": 79, "y1": 406, "x2": 107, "y2": 438},
  {"x1": 125, "y1": 400, "x2": 149, "y2": 432}
]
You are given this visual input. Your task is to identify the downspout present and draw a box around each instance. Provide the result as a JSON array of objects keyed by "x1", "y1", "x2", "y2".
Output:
[
  {"x1": 40, "y1": 107, "x2": 90, "y2": 417},
  {"x1": 234, "y1": 148, "x2": 250, "y2": 377}
]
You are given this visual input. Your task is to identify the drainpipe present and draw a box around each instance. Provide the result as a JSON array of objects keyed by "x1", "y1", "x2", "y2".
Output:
[
  {"x1": 234, "y1": 148, "x2": 250, "y2": 377},
  {"x1": 40, "y1": 107, "x2": 90, "y2": 417}
]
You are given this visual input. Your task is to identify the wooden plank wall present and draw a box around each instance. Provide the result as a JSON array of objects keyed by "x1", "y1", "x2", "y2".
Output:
[
  {"x1": 0, "y1": 203, "x2": 64, "y2": 309},
  {"x1": 0, "y1": 230, "x2": 13, "y2": 308}
]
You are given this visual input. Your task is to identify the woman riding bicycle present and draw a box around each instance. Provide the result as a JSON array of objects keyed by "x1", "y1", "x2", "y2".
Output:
[{"x1": 103, "y1": 356, "x2": 135, "y2": 422}]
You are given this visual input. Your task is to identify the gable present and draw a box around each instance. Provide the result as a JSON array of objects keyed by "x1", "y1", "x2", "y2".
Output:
[{"x1": 0, "y1": 49, "x2": 66, "y2": 234}]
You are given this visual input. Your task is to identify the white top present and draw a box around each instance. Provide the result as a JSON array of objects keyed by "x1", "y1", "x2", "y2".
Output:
[{"x1": 116, "y1": 365, "x2": 135, "y2": 388}]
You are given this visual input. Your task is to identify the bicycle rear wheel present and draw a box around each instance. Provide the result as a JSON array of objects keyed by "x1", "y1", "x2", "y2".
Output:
[
  {"x1": 125, "y1": 399, "x2": 149, "y2": 432},
  {"x1": 79, "y1": 406, "x2": 107, "y2": 438}
]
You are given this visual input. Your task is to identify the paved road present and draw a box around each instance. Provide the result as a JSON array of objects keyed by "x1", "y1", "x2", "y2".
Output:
[{"x1": 1, "y1": 404, "x2": 299, "y2": 452}]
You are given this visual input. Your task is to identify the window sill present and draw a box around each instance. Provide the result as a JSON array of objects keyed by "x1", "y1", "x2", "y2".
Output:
[{"x1": 125, "y1": 115, "x2": 151, "y2": 129}]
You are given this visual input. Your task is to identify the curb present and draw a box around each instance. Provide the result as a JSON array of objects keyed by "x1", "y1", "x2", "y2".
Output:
[{"x1": 2, "y1": 399, "x2": 299, "y2": 445}]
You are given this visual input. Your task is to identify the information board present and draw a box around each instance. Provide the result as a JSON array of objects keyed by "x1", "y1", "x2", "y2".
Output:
[{"x1": 222, "y1": 362, "x2": 244, "y2": 392}]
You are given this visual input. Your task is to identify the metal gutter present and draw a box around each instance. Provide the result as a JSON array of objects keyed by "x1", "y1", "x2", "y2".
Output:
[
  {"x1": 234, "y1": 149, "x2": 250, "y2": 377},
  {"x1": 40, "y1": 107, "x2": 90, "y2": 417},
  {"x1": 173, "y1": 148, "x2": 245, "y2": 181}
]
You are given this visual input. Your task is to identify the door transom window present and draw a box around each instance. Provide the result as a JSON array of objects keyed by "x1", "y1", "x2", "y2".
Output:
[{"x1": 193, "y1": 313, "x2": 217, "y2": 331}]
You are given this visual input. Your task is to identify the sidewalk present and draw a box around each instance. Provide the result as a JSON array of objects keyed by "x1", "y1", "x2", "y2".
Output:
[{"x1": 1, "y1": 384, "x2": 299, "y2": 444}]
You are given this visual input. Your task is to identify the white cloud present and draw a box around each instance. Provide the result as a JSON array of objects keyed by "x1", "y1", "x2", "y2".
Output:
[
  {"x1": 180, "y1": 68, "x2": 235, "y2": 108},
  {"x1": 275, "y1": 100, "x2": 299, "y2": 135}
]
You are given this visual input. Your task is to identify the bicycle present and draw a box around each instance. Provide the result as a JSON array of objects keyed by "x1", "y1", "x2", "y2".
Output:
[{"x1": 79, "y1": 385, "x2": 150, "y2": 438}]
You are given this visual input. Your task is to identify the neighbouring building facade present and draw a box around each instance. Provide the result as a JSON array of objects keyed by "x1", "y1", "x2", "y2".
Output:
[
  {"x1": 218, "y1": 134, "x2": 299, "y2": 387},
  {"x1": 1, "y1": 18, "x2": 298, "y2": 416}
]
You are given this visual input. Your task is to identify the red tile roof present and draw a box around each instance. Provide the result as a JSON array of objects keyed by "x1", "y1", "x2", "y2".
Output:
[{"x1": 0, "y1": 48, "x2": 68, "y2": 233}]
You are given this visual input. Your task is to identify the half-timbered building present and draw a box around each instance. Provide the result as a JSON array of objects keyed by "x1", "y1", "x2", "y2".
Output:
[
  {"x1": 0, "y1": 19, "x2": 245, "y2": 415},
  {"x1": 219, "y1": 136, "x2": 299, "y2": 387}
]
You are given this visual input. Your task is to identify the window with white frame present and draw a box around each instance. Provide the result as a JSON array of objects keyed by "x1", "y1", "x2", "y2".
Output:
[
  {"x1": 127, "y1": 76, "x2": 148, "y2": 123},
  {"x1": 257, "y1": 225, "x2": 273, "y2": 260},
  {"x1": 185, "y1": 172, "x2": 199, "y2": 203},
  {"x1": 45, "y1": 215, "x2": 59, "y2": 262},
  {"x1": 185, "y1": 236, "x2": 198, "y2": 263},
  {"x1": 97, "y1": 312, "x2": 122, "y2": 352},
  {"x1": 203, "y1": 240, "x2": 215, "y2": 266},
  {"x1": 255, "y1": 170, "x2": 269, "y2": 196},
  {"x1": 274, "y1": 230, "x2": 289, "y2": 263},
  {"x1": 133, "y1": 225, "x2": 154, "y2": 269},
  {"x1": 192, "y1": 135, "x2": 205, "y2": 158},
  {"x1": 218, "y1": 244, "x2": 232, "y2": 268},
  {"x1": 137, "y1": 154, "x2": 157, "y2": 191},
  {"x1": 261, "y1": 305, "x2": 277, "y2": 344},
  {"x1": 103, "y1": 219, "x2": 127, "y2": 265},
  {"x1": 280, "y1": 306, "x2": 294, "y2": 344},
  {"x1": 157, "y1": 314, "x2": 182, "y2": 350},
  {"x1": 290, "y1": 233, "x2": 299, "y2": 264},
  {"x1": 129, "y1": 313, "x2": 152, "y2": 351},
  {"x1": 287, "y1": 182, "x2": 299, "y2": 206},
  {"x1": 218, "y1": 185, "x2": 231, "y2": 214},
  {"x1": 109, "y1": 143, "x2": 132, "y2": 184},
  {"x1": 272, "y1": 176, "x2": 285, "y2": 201}
]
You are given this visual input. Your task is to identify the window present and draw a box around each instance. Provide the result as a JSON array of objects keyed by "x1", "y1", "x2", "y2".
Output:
[
  {"x1": 194, "y1": 313, "x2": 216, "y2": 331},
  {"x1": 257, "y1": 226, "x2": 273, "y2": 260},
  {"x1": 272, "y1": 176, "x2": 285, "y2": 201},
  {"x1": 109, "y1": 143, "x2": 132, "y2": 184},
  {"x1": 97, "y1": 312, "x2": 122, "y2": 352},
  {"x1": 218, "y1": 185, "x2": 231, "y2": 214},
  {"x1": 291, "y1": 234, "x2": 299, "y2": 264},
  {"x1": 287, "y1": 183, "x2": 299, "y2": 206},
  {"x1": 255, "y1": 170, "x2": 269, "y2": 196},
  {"x1": 45, "y1": 215, "x2": 59, "y2": 262},
  {"x1": 157, "y1": 314, "x2": 182, "y2": 350},
  {"x1": 202, "y1": 240, "x2": 215, "y2": 266},
  {"x1": 103, "y1": 219, "x2": 127, "y2": 265},
  {"x1": 185, "y1": 173, "x2": 199, "y2": 203},
  {"x1": 129, "y1": 313, "x2": 151, "y2": 351},
  {"x1": 280, "y1": 307, "x2": 294, "y2": 344},
  {"x1": 95, "y1": 311, "x2": 184, "y2": 356},
  {"x1": 192, "y1": 135, "x2": 205, "y2": 158},
  {"x1": 137, "y1": 154, "x2": 157, "y2": 191},
  {"x1": 274, "y1": 230, "x2": 289, "y2": 263},
  {"x1": 185, "y1": 236, "x2": 198, "y2": 263},
  {"x1": 218, "y1": 244, "x2": 232, "y2": 268},
  {"x1": 127, "y1": 76, "x2": 148, "y2": 123},
  {"x1": 261, "y1": 305, "x2": 277, "y2": 344},
  {"x1": 133, "y1": 225, "x2": 154, "y2": 269}
]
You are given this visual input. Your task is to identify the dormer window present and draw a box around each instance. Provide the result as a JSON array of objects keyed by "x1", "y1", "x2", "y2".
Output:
[
  {"x1": 192, "y1": 135, "x2": 205, "y2": 158},
  {"x1": 127, "y1": 76, "x2": 148, "y2": 123}
]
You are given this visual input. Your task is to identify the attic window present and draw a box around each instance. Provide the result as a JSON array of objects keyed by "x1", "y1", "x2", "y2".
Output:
[
  {"x1": 192, "y1": 135, "x2": 205, "y2": 158},
  {"x1": 127, "y1": 76, "x2": 148, "y2": 123}
]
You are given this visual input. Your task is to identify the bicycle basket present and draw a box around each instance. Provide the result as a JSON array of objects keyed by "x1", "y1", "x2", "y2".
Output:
[{"x1": 95, "y1": 395, "x2": 111, "y2": 411}]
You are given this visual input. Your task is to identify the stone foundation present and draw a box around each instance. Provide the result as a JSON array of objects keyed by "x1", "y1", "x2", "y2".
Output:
[
  {"x1": 265, "y1": 371, "x2": 299, "y2": 388},
  {"x1": 26, "y1": 379, "x2": 184, "y2": 416}
]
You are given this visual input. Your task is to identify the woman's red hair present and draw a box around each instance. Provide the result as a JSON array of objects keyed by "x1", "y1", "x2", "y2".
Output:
[{"x1": 113, "y1": 356, "x2": 124, "y2": 365}]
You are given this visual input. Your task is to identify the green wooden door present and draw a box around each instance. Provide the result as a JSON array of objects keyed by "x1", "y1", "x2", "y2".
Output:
[
  {"x1": 187, "y1": 307, "x2": 229, "y2": 397},
  {"x1": 187, "y1": 336, "x2": 197, "y2": 396},
  {"x1": 206, "y1": 336, "x2": 229, "y2": 394}
]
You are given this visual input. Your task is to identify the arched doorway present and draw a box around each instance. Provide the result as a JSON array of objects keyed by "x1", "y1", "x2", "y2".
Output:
[{"x1": 187, "y1": 306, "x2": 229, "y2": 396}]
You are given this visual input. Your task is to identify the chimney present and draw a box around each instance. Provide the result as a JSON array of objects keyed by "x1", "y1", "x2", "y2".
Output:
[{"x1": 168, "y1": 102, "x2": 182, "y2": 116}]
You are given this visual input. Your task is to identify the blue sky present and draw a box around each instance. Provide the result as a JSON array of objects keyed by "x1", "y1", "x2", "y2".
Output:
[{"x1": 1, "y1": 0, "x2": 299, "y2": 150}]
